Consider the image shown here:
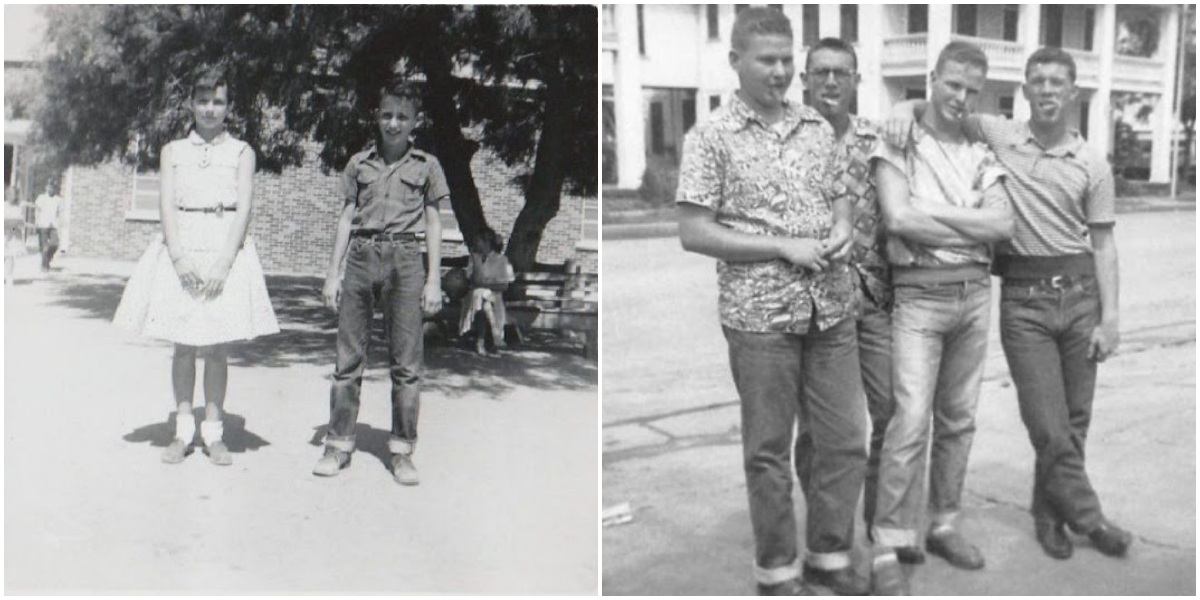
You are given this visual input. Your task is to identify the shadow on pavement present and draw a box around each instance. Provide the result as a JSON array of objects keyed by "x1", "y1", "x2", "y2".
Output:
[
  {"x1": 43, "y1": 271, "x2": 596, "y2": 393},
  {"x1": 308, "y1": 423, "x2": 399, "y2": 471},
  {"x1": 123, "y1": 410, "x2": 270, "y2": 453}
]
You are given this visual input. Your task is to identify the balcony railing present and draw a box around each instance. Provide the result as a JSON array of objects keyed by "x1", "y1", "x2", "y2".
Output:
[
  {"x1": 950, "y1": 35, "x2": 1025, "y2": 75},
  {"x1": 881, "y1": 33, "x2": 927, "y2": 75},
  {"x1": 1112, "y1": 54, "x2": 1166, "y2": 93},
  {"x1": 602, "y1": 4, "x2": 617, "y2": 44},
  {"x1": 1064, "y1": 49, "x2": 1101, "y2": 88}
]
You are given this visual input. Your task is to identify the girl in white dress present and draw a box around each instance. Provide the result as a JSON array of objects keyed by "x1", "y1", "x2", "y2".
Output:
[{"x1": 114, "y1": 67, "x2": 279, "y2": 465}]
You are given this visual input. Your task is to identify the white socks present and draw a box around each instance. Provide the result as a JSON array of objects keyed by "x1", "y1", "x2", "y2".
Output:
[
  {"x1": 200, "y1": 420, "x2": 224, "y2": 447},
  {"x1": 174, "y1": 413, "x2": 196, "y2": 443}
]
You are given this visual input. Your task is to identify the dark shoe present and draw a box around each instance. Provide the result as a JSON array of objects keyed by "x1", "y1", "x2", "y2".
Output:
[
  {"x1": 391, "y1": 453, "x2": 420, "y2": 486},
  {"x1": 1088, "y1": 520, "x2": 1132, "y2": 557},
  {"x1": 312, "y1": 447, "x2": 351, "y2": 477},
  {"x1": 1035, "y1": 521, "x2": 1073, "y2": 560},
  {"x1": 926, "y1": 530, "x2": 985, "y2": 570},
  {"x1": 757, "y1": 579, "x2": 816, "y2": 596},
  {"x1": 895, "y1": 546, "x2": 926, "y2": 565},
  {"x1": 204, "y1": 440, "x2": 233, "y2": 466},
  {"x1": 870, "y1": 554, "x2": 909, "y2": 596},
  {"x1": 803, "y1": 564, "x2": 869, "y2": 596},
  {"x1": 161, "y1": 439, "x2": 192, "y2": 464}
]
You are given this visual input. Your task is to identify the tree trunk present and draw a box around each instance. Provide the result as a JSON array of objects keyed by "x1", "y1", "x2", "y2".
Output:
[
  {"x1": 424, "y1": 57, "x2": 489, "y2": 245},
  {"x1": 506, "y1": 82, "x2": 572, "y2": 272}
]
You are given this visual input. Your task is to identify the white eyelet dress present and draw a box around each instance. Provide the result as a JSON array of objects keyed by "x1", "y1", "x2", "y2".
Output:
[{"x1": 114, "y1": 131, "x2": 280, "y2": 346}]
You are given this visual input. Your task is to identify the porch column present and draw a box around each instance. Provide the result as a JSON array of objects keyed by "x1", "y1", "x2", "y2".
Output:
[
  {"x1": 856, "y1": 4, "x2": 886, "y2": 119},
  {"x1": 1149, "y1": 5, "x2": 1180, "y2": 183},
  {"x1": 818, "y1": 5, "x2": 840, "y2": 39},
  {"x1": 1088, "y1": 3, "x2": 1116, "y2": 159},
  {"x1": 614, "y1": 4, "x2": 646, "y2": 190},
  {"x1": 1013, "y1": 4, "x2": 1043, "y2": 121}
]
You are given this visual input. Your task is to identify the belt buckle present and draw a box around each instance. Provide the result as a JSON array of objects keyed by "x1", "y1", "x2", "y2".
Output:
[
  {"x1": 1048, "y1": 275, "x2": 1066, "y2": 290},
  {"x1": 214, "y1": 204, "x2": 225, "y2": 218}
]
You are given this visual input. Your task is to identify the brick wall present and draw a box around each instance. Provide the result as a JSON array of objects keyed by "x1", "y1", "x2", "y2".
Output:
[{"x1": 67, "y1": 142, "x2": 597, "y2": 275}]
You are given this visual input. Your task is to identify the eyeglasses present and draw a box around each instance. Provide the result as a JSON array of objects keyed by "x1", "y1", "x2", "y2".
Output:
[{"x1": 807, "y1": 68, "x2": 856, "y2": 82}]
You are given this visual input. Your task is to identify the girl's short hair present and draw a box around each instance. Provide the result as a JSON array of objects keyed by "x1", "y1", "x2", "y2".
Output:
[
  {"x1": 192, "y1": 66, "x2": 230, "y2": 99},
  {"x1": 379, "y1": 79, "x2": 424, "y2": 112}
]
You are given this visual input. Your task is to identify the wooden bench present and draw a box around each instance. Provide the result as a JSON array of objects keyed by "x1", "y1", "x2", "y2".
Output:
[{"x1": 426, "y1": 259, "x2": 598, "y2": 360}]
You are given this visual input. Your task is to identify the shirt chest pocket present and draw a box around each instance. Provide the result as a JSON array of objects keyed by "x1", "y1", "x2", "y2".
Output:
[{"x1": 357, "y1": 166, "x2": 427, "y2": 210}]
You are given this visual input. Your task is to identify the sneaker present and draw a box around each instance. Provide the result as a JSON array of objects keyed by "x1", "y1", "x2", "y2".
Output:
[
  {"x1": 312, "y1": 447, "x2": 351, "y2": 477},
  {"x1": 1088, "y1": 520, "x2": 1132, "y2": 557},
  {"x1": 802, "y1": 564, "x2": 869, "y2": 596},
  {"x1": 871, "y1": 553, "x2": 909, "y2": 596},
  {"x1": 756, "y1": 578, "x2": 817, "y2": 596},
  {"x1": 205, "y1": 440, "x2": 233, "y2": 466},
  {"x1": 1035, "y1": 520, "x2": 1073, "y2": 560},
  {"x1": 161, "y1": 439, "x2": 192, "y2": 464},
  {"x1": 391, "y1": 453, "x2": 420, "y2": 486},
  {"x1": 926, "y1": 530, "x2": 985, "y2": 570}
]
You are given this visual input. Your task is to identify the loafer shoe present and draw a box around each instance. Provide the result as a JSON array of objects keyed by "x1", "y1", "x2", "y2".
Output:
[
  {"x1": 895, "y1": 546, "x2": 925, "y2": 565},
  {"x1": 161, "y1": 439, "x2": 192, "y2": 464},
  {"x1": 205, "y1": 441, "x2": 233, "y2": 466},
  {"x1": 926, "y1": 530, "x2": 985, "y2": 570},
  {"x1": 803, "y1": 564, "x2": 869, "y2": 596},
  {"x1": 870, "y1": 554, "x2": 909, "y2": 596},
  {"x1": 1035, "y1": 521, "x2": 1073, "y2": 560},
  {"x1": 391, "y1": 453, "x2": 420, "y2": 486},
  {"x1": 1088, "y1": 520, "x2": 1132, "y2": 557},
  {"x1": 312, "y1": 447, "x2": 351, "y2": 477},
  {"x1": 756, "y1": 578, "x2": 816, "y2": 596}
]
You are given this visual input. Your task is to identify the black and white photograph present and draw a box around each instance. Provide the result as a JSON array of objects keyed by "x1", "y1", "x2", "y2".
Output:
[
  {"x1": 601, "y1": 4, "x2": 1195, "y2": 595},
  {"x1": 5, "y1": 4, "x2": 597, "y2": 594}
]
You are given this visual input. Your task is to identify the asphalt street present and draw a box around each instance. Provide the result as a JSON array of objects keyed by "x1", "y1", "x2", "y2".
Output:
[
  {"x1": 602, "y1": 209, "x2": 1196, "y2": 595},
  {"x1": 4, "y1": 258, "x2": 598, "y2": 594}
]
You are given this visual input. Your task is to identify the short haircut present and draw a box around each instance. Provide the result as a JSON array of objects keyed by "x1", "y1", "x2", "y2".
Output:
[
  {"x1": 191, "y1": 66, "x2": 230, "y2": 99},
  {"x1": 935, "y1": 40, "x2": 988, "y2": 75},
  {"x1": 1025, "y1": 46, "x2": 1077, "y2": 82},
  {"x1": 730, "y1": 7, "x2": 792, "y2": 52},
  {"x1": 379, "y1": 79, "x2": 424, "y2": 112},
  {"x1": 806, "y1": 37, "x2": 858, "y2": 71}
]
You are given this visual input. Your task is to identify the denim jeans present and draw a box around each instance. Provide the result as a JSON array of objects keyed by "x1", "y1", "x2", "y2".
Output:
[
  {"x1": 872, "y1": 278, "x2": 990, "y2": 548},
  {"x1": 724, "y1": 318, "x2": 867, "y2": 584},
  {"x1": 327, "y1": 237, "x2": 425, "y2": 454},
  {"x1": 795, "y1": 290, "x2": 893, "y2": 528},
  {"x1": 1000, "y1": 276, "x2": 1104, "y2": 533}
]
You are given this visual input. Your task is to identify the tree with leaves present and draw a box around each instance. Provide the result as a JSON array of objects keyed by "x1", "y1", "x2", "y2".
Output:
[{"x1": 32, "y1": 4, "x2": 596, "y2": 270}]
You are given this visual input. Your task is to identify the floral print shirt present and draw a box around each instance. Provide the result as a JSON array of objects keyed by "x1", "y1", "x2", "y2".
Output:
[
  {"x1": 676, "y1": 94, "x2": 856, "y2": 334},
  {"x1": 836, "y1": 117, "x2": 891, "y2": 311}
]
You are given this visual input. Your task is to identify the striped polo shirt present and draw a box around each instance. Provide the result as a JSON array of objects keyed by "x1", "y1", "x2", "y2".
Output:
[{"x1": 970, "y1": 115, "x2": 1116, "y2": 258}]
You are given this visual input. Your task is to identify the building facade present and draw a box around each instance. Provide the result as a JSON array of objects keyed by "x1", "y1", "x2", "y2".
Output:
[
  {"x1": 602, "y1": 4, "x2": 1187, "y2": 189},
  {"x1": 64, "y1": 143, "x2": 598, "y2": 276}
]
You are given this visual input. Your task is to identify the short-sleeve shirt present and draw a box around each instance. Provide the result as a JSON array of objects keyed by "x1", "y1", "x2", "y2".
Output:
[
  {"x1": 34, "y1": 193, "x2": 64, "y2": 229},
  {"x1": 872, "y1": 131, "x2": 1007, "y2": 269},
  {"x1": 676, "y1": 93, "x2": 855, "y2": 334},
  {"x1": 969, "y1": 115, "x2": 1116, "y2": 257},
  {"x1": 837, "y1": 116, "x2": 890, "y2": 310},
  {"x1": 342, "y1": 147, "x2": 450, "y2": 235}
]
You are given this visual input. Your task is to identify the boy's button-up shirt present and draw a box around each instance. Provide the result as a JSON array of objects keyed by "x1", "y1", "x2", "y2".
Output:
[
  {"x1": 676, "y1": 94, "x2": 855, "y2": 334},
  {"x1": 342, "y1": 146, "x2": 450, "y2": 235},
  {"x1": 969, "y1": 115, "x2": 1116, "y2": 258},
  {"x1": 837, "y1": 116, "x2": 890, "y2": 310}
]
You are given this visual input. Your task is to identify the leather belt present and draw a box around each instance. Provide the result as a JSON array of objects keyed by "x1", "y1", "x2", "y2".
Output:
[
  {"x1": 178, "y1": 204, "x2": 237, "y2": 216},
  {"x1": 1002, "y1": 274, "x2": 1091, "y2": 290},
  {"x1": 350, "y1": 230, "x2": 417, "y2": 242}
]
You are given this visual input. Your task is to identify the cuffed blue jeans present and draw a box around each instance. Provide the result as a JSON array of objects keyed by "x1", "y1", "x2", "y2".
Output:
[
  {"x1": 724, "y1": 317, "x2": 867, "y2": 584},
  {"x1": 796, "y1": 290, "x2": 894, "y2": 528},
  {"x1": 327, "y1": 237, "x2": 425, "y2": 455},
  {"x1": 872, "y1": 278, "x2": 990, "y2": 548},
  {"x1": 1000, "y1": 276, "x2": 1105, "y2": 533}
]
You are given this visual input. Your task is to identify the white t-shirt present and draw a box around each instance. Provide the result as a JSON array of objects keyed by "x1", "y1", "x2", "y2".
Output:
[{"x1": 34, "y1": 193, "x2": 64, "y2": 229}]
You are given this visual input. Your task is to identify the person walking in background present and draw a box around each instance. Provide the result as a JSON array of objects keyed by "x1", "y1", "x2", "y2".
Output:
[
  {"x1": 113, "y1": 66, "x2": 280, "y2": 466},
  {"x1": 868, "y1": 41, "x2": 1014, "y2": 594},
  {"x1": 676, "y1": 8, "x2": 867, "y2": 596},
  {"x1": 315, "y1": 79, "x2": 446, "y2": 486},
  {"x1": 790, "y1": 37, "x2": 895, "y2": 542},
  {"x1": 34, "y1": 180, "x2": 64, "y2": 273}
]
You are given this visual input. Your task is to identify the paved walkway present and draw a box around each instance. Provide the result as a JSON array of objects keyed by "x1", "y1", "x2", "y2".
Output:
[{"x1": 5, "y1": 255, "x2": 598, "y2": 594}]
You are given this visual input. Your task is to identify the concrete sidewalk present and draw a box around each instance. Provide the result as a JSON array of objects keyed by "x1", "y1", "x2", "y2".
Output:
[{"x1": 4, "y1": 256, "x2": 598, "y2": 594}]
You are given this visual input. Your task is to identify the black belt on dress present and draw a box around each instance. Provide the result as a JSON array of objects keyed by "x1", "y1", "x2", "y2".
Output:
[
  {"x1": 350, "y1": 230, "x2": 417, "y2": 242},
  {"x1": 177, "y1": 204, "x2": 237, "y2": 216}
]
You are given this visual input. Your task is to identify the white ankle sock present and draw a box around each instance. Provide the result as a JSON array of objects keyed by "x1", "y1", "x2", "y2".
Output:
[
  {"x1": 174, "y1": 414, "x2": 196, "y2": 443},
  {"x1": 200, "y1": 420, "x2": 224, "y2": 446}
]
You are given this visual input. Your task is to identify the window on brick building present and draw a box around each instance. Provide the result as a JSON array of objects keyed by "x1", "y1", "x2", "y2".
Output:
[
  {"x1": 841, "y1": 5, "x2": 858, "y2": 43},
  {"x1": 802, "y1": 5, "x2": 819, "y2": 47},
  {"x1": 128, "y1": 170, "x2": 161, "y2": 220},
  {"x1": 580, "y1": 196, "x2": 598, "y2": 249},
  {"x1": 999, "y1": 95, "x2": 1014, "y2": 119},
  {"x1": 707, "y1": 5, "x2": 720, "y2": 40}
]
